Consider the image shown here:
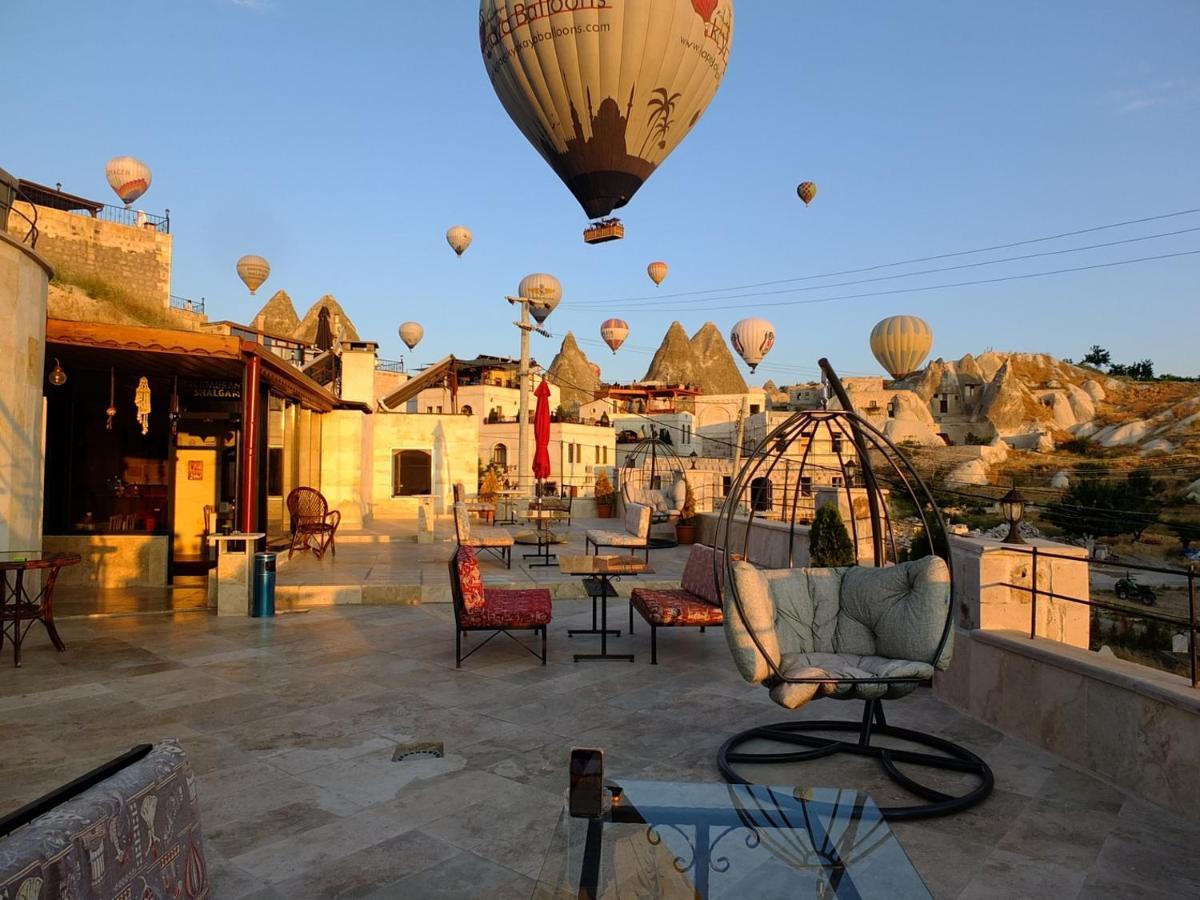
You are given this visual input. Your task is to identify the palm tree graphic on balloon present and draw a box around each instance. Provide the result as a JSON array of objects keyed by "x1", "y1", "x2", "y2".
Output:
[{"x1": 642, "y1": 87, "x2": 684, "y2": 155}]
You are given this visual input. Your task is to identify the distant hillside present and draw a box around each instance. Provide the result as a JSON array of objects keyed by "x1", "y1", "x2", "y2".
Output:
[
  {"x1": 546, "y1": 331, "x2": 599, "y2": 410},
  {"x1": 643, "y1": 321, "x2": 748, "y2": 394}
]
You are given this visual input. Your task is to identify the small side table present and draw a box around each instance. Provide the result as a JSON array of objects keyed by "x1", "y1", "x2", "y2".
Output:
[
  {"x1": 0, "y1": 552, "x2": 81, "y2": 667},
  {"x1": 207, "y1": 533, "x2": 266, "y2": 617}
]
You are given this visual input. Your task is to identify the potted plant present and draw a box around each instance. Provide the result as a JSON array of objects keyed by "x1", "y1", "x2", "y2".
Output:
[
  {"x1": 675, "y1": 480, "x2": 698, "y2": 544},
  {"x1": 479, "y1": 467, "x2": 501, "y2": 503},
  {"x1": 594, "y1": 470, "x2": 615, "y2": 518}
]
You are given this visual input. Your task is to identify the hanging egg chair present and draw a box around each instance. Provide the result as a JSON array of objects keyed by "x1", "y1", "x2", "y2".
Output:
[
  {"x1": 620, "y1": 431, "x2": 689, "y2": 548},
  {"x1": 713, "y1": 359, "x2": 993, "y2": 820}
]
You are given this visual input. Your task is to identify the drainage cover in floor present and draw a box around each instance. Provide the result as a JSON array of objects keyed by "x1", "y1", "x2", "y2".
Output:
[{"x1": 392, "y1": 741, "x2": 444, "y2": 762}]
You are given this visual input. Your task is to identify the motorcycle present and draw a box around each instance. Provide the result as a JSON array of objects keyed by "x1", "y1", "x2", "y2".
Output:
[{"x1": 1114, "y1": 574, "x2": 1156, "y2": 606}]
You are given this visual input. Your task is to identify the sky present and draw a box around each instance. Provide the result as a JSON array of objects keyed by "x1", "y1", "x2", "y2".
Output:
[{"x1": 7, "y1": 1, "x2": 1200, "y2": 383}]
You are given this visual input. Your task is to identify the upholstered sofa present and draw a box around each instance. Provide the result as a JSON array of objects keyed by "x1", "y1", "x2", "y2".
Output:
[
  {"x1": 629, "y1": 543, "x2": 725, "y2": 664},
  {"x1": 585, "y1": 502, "x2": 651, "y2": 561},
  {"x1": 0, "y1": 740, "x2": 208, "y2": 898},
  {"x1": 626, "y1": 480, "x2": 687, "y2": 524},
  {"x1": 725, "y1": 555, "x2": 953, "y2": 709}
]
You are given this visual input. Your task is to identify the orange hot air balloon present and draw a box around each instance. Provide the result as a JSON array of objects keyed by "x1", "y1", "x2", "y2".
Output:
[
  {"x1": 647, "y1": 261, "x2": 669, "y2": 287},
  {"x1": 600, "y1": 318, "x2": 629, "y2": 354},
  {"x1": 797, "y1": 181, "x2": 817, "y2": 206}
]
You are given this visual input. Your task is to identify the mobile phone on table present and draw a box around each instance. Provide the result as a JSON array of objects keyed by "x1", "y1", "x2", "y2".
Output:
[{"x1": 569, "y1": 748, "x2": 605, "y2": 818}]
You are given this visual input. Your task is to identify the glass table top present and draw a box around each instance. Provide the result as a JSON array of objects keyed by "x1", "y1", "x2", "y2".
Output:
[
  {"x1": 557, "y1": 555, "x2": 654, "y2": 576},
  {"x1": 534, "y1": 780, "x2": 930, "y2": 899}
]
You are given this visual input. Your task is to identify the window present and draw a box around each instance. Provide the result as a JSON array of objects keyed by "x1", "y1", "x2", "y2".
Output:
[
  {"x1": 426, "y1": 406, "x2": 433, "y2": 414},
  {"x1": 602, "y1": 446, "x2": 608, "y2": 465},
  {"x1": 832, "y1": 436, "x2": 844, "y2": 454},
  {"x1": 491, "y1": 443, "x2": 508, "y2": 469},
  {"x1": 594, "y1": 445, "x2": 599, "y2": 463},
  {"x1": 939, "y1": 398, "x2": 949, "y2": 414},
  {"x1": 832, "y1": 476, "x2": 844, "y2": 487},
  {"x1": 436, "y1": 406, "x2": 443, "y2": 415},
  {"x1": 267, "y1": 448, "x2": 284, "y2": 497},
  {"x1": 392, "y1": 450, "x2": 432, "y2": 496},
  {"x1": 800, "y1": 476, "x2": 813, "y2": 497},
  {"x1": 567, "y1": 444, "x2": 574, "y2": 464},
  {"x1": 750, "y1": 404, "x2": 761, "y2": 415}
]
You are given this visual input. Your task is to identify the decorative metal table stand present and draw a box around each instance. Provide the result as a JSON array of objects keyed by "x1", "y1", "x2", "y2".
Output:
[
  {"x1": 558, "y1": 555, "x2": 651, "y2": 662},
  {"x1": 0, "y1": 552, "x2": 81, "y2": 667}
]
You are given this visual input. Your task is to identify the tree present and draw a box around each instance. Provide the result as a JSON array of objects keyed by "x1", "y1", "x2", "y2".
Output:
[
  {"x1": 1127, "y1": 359, "x2": 1155, "y2": 381},
  {"x1": 810, "y1": 503, "x2": 856, "y2": 567},
  {"x1": 1082, "y1": 345, "x2": 1111, "y2": 368},
  {"x1": 1044, "y1": 468, "x2": 1158, "y2": 540}
]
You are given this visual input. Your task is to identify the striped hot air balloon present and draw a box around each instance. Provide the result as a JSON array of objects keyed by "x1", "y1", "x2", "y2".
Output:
[
  {"x1": 519, "y1": 273, "x2": 562, "y2": 324},
  {"x1": 730, "y1": 317, "x2": 775, "y2": 373},
  {"x1": 600, "y1": 318, "x2": 630, "y2": 354},
  {"x1": 647, "y1": 261, "x2": 669, "y2": 287},
  {"x1": 105, "y1": 156, "x2": 152, "y2": 208},
  {"x1": 446, "y1": 225, "x2": 472, "y2": 257},
  {"x1": 236, "y1": 255, "x2": 270, "y2": 295},
  {"x1": 870, "y1": 315, "x2": 933, "y2": 380},
  {"x1": 797, "y1": 181, "x2": 817, "y2": 206}
]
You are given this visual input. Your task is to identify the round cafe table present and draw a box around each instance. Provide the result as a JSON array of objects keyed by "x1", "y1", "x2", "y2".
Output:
[{"x1": 0, "y1": 551, "x2": 80, "y2": 667}]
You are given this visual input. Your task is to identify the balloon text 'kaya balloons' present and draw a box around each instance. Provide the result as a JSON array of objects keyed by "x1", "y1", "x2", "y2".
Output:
[
  {"x1": 797, "y1": 181, "x2": 817, "y2": 206},
  {"x1": 479, "y1": 0, "x2": 735, "y2": 221},
  {"x1": 399, "y1": 322, "x2": 424, "y2": 350},
  {"x1": 730, "y1": 317, "x2": 776, "y2": 373},
  {"x1": 236, "y1": 255, "x2": 270, "y2": 295},
  {"x1": 600, "y1": 318, "x2": 630, "y2": 354},
  {"x1": 647, "y1": 261, "x2": 669, "y2": 287},
  {"x1": 105, "y1": 157, "x2": 152, "y2": 208},
  {"x1": 519, "y1": 273, "x2": 562, "y2": 324},
  {"x1": 870, "y1": 316, "x2": 933, "y2": 380},
  {"x1": 446, "y1": 226, "x2": 473, "y2": 257}
]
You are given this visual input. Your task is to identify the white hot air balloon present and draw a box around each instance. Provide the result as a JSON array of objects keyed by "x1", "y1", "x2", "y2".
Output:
[
  {"x1": 236, "y1": 255, "x2": 271, "y2": 295},
  {"x1": 446, "y1": 226, "x2": 473, "y2": 257},
  {"x1": 647, "y1": 261, "x2": 669, "y2": 287},
  {"x1": 600, "y1": 318, "x2": 630, "y2": 354},
  {"x1": 730, "y1": 317, "x2": 776, "y2": 373},
  {"x1": 870, "y1": 315, "x2": 933, "y2": 380},
  {"x1": 399, "y1": 322, "x2": 424, "y2": 351},
  {"x1": 479, "y1": 0, "x2": 735, "y2": 223},
  {"x1": 105, "y1": 156, "x2": 152, "y2": 208},
  {"x1": 519, "y1": 273, "x2": 562, "y2": 324}
]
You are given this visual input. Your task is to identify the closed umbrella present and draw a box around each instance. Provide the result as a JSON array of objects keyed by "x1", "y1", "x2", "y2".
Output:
[
  {"x1": 533, "y1": 379, "x2": 552, "y2": 487},
  {"x1": 315, "y1": 306, "x2": 334, "y2": 352}
]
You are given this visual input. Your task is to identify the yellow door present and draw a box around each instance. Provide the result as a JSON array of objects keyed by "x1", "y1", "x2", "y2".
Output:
[{"x1": 173, "y1": 448, "x2": 218, "y2": 558}]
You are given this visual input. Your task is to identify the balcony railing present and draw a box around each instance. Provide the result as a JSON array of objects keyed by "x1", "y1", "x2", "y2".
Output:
[
  {"x1": 376, "y1": 358, "x2": 406, "y2": 374},
  {"x1": 1002, "y1": 545, "x2": 1198, "y2": 687},
  {"x1": 170, "y1": 294, "x2": 205, "y2": 314},
  {"x1": 83, "y1": 204, "x2": 170, "y2": 233}
]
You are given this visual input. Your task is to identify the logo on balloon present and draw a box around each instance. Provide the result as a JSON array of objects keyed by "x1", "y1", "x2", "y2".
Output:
[
  {"x1": 761, "y1": 332, "x2": 775, "y2": 354},
  {"x1": 692, "y1": 0, "x2": 718, "y2": 22}
]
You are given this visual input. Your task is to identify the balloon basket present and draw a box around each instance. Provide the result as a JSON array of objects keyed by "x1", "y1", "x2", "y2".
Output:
[{"x1": 583, "y1": 220, "x2": 625, "y2": 244}]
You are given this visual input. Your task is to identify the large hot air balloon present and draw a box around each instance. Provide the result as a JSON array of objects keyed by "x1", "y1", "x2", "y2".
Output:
[
  {"x1": 479, "y1": 0, "x2": 735, "y2": 226},
  {"x1": 797, "y1": 181, "x2": 817, "y2": 206},
  {"x1": 647, "y1": 261, "x2": 669, "y2": 287},
  {"x1": 399, "y1": 322, "x2": 424, "y2": 350},
  {"x1": 870, "y1": 315, "x2": 933, "y2": 380},
  {"x1": 519, "y1": 273, "x2": 562, "y2": 324},
  {"x1": 600, "y1": 318, "x2": 629, "y2": 354},
  {"x1": 730, "y1": 317, "x2": 775, "y2": 373},
  {"x1": 105, "y1": 157, "x2": 152, "y2": 208},
  {"x1": 236, "y1": 255, "x2": 270, "y2": 295},
  {"x1": 446, "y1": 226, "x2": 473, "y2": 257}
]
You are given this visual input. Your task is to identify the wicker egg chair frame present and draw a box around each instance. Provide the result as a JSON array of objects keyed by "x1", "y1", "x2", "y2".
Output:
[
  {"x1": 713, "y1": 359, "x2": 993, "y2": 820},
  {"x1": 621, "y1": 436, "x2": 689, "y2": 549}
]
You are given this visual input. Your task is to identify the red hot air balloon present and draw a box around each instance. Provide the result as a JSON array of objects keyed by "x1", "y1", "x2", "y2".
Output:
[
  {"x1": 693, "y1": 0, "x2": 718, "y2": 22},
  {"x1": 797, "y1": 181, "x2": 818, "y2": 206}
]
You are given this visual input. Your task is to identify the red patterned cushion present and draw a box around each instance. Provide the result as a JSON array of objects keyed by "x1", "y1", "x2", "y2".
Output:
[
  {"x1": 456, "y1": 546, "x2": 485, "y2": 612},
  {"x1": 680, "y1": 544, "x2": 725, "y2": 607},
  {"x1": 461, "y1": 588, "x2": 553, "y2": 629},
  {"x1": 631, "y1": 588, "x2": 725, "y2": 627}
]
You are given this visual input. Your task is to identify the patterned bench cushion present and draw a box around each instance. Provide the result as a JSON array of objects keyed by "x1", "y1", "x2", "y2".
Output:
[
  {"x1": 455, "y1": 547, "x2": 486, "y2": 612},
  {"x1": 680, "y1": 544, "x2": 725, "y2": 607},
  {"x1": 461, "y1": 588, "x2": 553, "y2": 629},
  {"x1": 631, "y1": 588, "x2": 724, "y2": 627}
]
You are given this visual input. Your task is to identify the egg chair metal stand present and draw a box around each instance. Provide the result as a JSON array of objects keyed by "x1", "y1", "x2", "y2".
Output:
[
  {"x1": 620, "y1": 435, "x2": 688, "y2": 549},
  {"x1": 713, "y1": 359, "x2": 993, "y2": 820}
]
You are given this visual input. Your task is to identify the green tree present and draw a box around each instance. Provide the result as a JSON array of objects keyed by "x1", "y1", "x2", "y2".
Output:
[
  {"x1": 1082, "y1": 345, "x2": 1111, "y2": 367},
  {"x1": 810, "y1": 503, "x2": 857, "y2": 567},
  {"x1": 1044, "y1": 468, "x2": 1158, "y2": 540}
]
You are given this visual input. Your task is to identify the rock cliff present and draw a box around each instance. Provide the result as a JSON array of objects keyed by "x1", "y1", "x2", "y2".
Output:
[
  {"x1": 546, "y1": 331, "x2": 600, "y2": 411},
  {"x1": 642, "y1": 321, "x2": 748, "y2": 394},
  {"x1": 643, "y1": 321, "x2": 699, "y2": 387},
  {"x1": 295, "y1": 295, "x2": 361, "y2": 345},
  {"x1": 254, "y1": 290, "x2": 301, "y2": 336}
]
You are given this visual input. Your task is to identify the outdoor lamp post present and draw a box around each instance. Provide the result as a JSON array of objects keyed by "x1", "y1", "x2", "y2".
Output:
[
  {"x1": 689, "y1": 451, "x2": 698, "y2": 470},
  {"x1": 506, "y1": 274, "x2": 560, "y2": 497},
  {"x1": 1000, "y1": 486, "x2": 1027, "y2": 545},
  {"x1": 844, "y1": 458, "x2": 858, "y2": 488}
]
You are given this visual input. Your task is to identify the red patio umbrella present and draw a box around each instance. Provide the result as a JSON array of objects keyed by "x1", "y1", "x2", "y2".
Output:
[{"x1": 533, "y1": 378, "x2": 552, "y2": 490}]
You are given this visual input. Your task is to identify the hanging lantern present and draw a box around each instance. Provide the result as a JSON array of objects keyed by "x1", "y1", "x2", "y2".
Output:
[
  {"x1": 48, "y1": 358, "x2": 68, "y2": 387},
  {"x1": 106, "y1": 368, "x2": 116, "y2": 430},
  {"x1": 135, "y1": 377, "x2": 152, "y2": 435}
]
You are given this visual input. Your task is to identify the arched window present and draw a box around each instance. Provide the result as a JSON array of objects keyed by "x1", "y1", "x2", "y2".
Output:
[
  {"x1": 392, "y1": 450, "x2": 432, "y2": 497},
  {"x1": 491, "y1": 443, "x2": 508, "y2": 469}
]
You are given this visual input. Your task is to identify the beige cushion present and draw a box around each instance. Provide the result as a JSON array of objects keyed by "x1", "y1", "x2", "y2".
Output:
[
  {"x1": 624, "y1": 502, "x2": 651, "y2": 539},
  {"x1": 466, "y1": 526, "x2": 514, "y2": 548},
  {"x1": 725, "y1": 561, "x2": 783, "y2": 684},
  {"x1": 769, "y1": 653, "x2": 934, "y2": 709},
  {"x1": 586, "y1": 529, "x2": 643, "y2": 547}
]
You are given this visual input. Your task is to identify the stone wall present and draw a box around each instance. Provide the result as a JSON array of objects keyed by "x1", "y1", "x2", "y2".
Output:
[
  {"x1": 0, "y1": 233, "x2": 51, "y2": 552},
  {"x1": 9, "y1": 202, "x2": 171, "y2": 315},
  {"x1": 368, "y1": 413, "x2": 479, "y2": 521}
]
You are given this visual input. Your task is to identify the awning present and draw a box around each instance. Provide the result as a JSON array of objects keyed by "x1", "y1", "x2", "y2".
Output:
[
  {"x1": 17, "y1": 180, "x2": 104, "y2": 215},
  {"x1": 379, "y1": 355, "x2": 456, "y2": 410}
]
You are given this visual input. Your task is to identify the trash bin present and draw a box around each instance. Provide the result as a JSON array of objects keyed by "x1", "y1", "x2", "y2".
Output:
[{"x1": 251, "y1": 552, "x2": 276, "y2": 617}]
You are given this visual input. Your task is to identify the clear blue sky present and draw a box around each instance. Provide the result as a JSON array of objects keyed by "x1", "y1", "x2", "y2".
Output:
[{"x1": 8, "y1": 1, "x2": 1199, "y2": 381}]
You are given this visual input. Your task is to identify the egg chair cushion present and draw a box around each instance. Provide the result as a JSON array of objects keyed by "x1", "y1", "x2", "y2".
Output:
[{"x1": 767, "y1": 653, "x2": 937, "y2": 709}]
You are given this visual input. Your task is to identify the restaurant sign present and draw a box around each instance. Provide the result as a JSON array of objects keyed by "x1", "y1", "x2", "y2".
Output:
[{"x1": 186, "y1": 379, "x2": 242, "y2": 401}]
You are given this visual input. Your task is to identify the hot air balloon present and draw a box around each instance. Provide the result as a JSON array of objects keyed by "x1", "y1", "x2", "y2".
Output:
[
  {"x1": 870, "y1": 315, "x2": 933, "y2": 380},
  {"x1": 647, "y1": 261, "x2": 669, "y2": 287},
  {"x1": 399, "y1": 322, "x2": 424, "y2": 350},
  {"x1": 600, "y1": 318, "x2": 629, "y2": 354},
  {"x1": 797, "y1": 181, "x2": 817, "y2": 206},
  {"x1": 479, "y1": 0, "x2": 735, "y2": 231},
  {"x1": 105, "y1": 157, "x2": 152, "y2": 208},
  {"x1": 519, "y1": 273, "x2": 562, "y2": 324},
  {"x1": 590, "y1": 363, "x2": 602, "y2": 380},
  {"x1": 730, "y1": 317, "x2": 775, "y2": 373},
  {"x1": 446, "y1": 226, "x2": 473, "y2": 257},
  {"x1": 236, "y1": 255, "x2": 271, "y2": 295}
]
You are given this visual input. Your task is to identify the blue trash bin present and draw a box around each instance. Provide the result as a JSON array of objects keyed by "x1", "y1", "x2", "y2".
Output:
[{"x1": 251, "y1": 552, "x2": 276, "y2": 617}]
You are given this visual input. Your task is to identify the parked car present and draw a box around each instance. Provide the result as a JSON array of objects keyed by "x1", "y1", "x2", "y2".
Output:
[{"x1": 1114, "y1": 574, "x2": 1156, "y2": 606}]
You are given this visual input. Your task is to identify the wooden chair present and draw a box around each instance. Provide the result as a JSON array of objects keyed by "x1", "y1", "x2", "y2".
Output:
[
  {"x1": 286, "y1": 487, "x2": 341, "y2": 559},
  {"x1": 448, "y1": 547, "x2": 551, "y2": 667}
]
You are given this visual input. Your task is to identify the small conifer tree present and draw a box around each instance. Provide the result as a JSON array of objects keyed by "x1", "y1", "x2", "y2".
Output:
[{"x1": 809, "y1": 503, "x2": 857, "y2": 567}]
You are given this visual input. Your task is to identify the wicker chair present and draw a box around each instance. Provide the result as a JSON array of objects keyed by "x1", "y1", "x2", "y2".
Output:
[{"x1": 286, "y1": 487, "x2": 341, "y2": 559}]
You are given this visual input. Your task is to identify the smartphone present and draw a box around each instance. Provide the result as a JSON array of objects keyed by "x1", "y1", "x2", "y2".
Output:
[{"x1": 569, "y1": 748, "x2": 605, "y2": 818}]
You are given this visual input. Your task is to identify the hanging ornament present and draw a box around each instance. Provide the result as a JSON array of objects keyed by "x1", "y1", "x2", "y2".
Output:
[
  {"x1": 135, "y1": 377, "x2": 152, "y2": 435},
  {"x1": 106, "y1": 368, "x2": 117, "y2": 430},
  {"x1": 169, "y1": 377, "x2": 181, "y2": 436},
  {"x1": 49, "y1": 358, "x2": 68, "y2": 387}
]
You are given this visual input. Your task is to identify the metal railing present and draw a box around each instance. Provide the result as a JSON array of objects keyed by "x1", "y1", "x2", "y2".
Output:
[
  {"x1": 1001, "y1": 545, "x2": 1198, "y2": 687},
  {"x1": 376, "y1": 358, "x2": 406, "y2": 373},
  {"x1": 10, "y1": 187, "x2": 39, "y2": 248},
  {"x1": 85, "y1": 204, "x2": 170, "y2": 233},
  {"x1": 170, "y1": 294, "x2": 205, "y2": 314}
]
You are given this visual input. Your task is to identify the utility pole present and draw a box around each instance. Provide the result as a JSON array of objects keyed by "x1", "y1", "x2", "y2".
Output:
[{"x1": 506, "y1": 295, "x2": 543, "y2": 497}]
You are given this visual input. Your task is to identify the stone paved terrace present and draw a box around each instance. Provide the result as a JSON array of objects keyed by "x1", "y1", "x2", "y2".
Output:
[{"x1": 4, "y1": 595, "x2": 1200, "y2": 898}]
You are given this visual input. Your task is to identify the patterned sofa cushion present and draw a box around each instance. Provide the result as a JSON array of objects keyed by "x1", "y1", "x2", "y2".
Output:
[
  {"x1": 679, "y1": 544, "x2": 725, "y2": 607},
  {"x1": 0, "y1": 740, "x2": 208, "y2": 899},
  {"x1": 461, "y1": 588, "x2": 553, "y2": 629},
  {"x1": 631, "y1": 588, "x2": 725, "y2": 627},
  {"x1": 455, "y1": 547, "x2": 486, "y2": 612}
]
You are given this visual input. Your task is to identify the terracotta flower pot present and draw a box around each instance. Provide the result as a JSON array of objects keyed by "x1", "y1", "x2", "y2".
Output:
[
  {"x1": 675, "y1": 522, "x2": 697, "y2": 545},
  {"x1": 596, "y1": 502, "x2": 614, "y2": 519}
]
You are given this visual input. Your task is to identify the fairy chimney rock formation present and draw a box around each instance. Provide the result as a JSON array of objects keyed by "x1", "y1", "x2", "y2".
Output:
[
  {"x1": 689, "y1": 321, "x2": 749, "y2": 394},
  {"x1": 547, "y1": 331, "x2": 600, "y2": 411}
]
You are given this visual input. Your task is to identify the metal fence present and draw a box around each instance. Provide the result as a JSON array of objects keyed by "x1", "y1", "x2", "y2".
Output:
[
  {"x1": 86, "y1": 204, "x2": 170, "y2": 233},
  {"x1": 1000, "y1": 545, "x2": 1198, "y2": 688},
  {"x1": 170, "y1": 294, "x2": 205, "y2": 314},
  {"x1": 376, "y1": 358, "x2": 406, "y2": 373}
]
